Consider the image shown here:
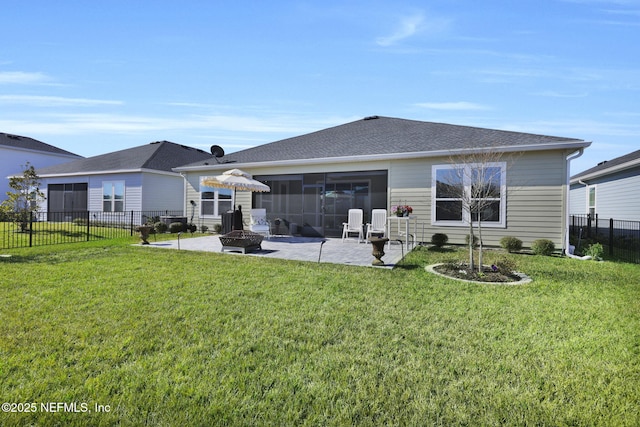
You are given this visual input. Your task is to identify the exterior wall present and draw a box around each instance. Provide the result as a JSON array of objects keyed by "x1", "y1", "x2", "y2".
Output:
[
  {"x1": 570, "y1": 166, "x2": 640, "y2": 221},
  {"x1": 140, "y1": 172, "x2": 185, "y2": 212},
  {"x1": 39, "y1": 172, "x2": 187, "y2": 215},
  {"x1": 569, "y1": 183, "x2": 587, "y2": 216},
  {"x1": 185, "y1": 149, "x2": 571, "y2": 248},
  {"x1": 0, "y1": 147, "x2": 79, "y2": 202},
  {"x1": 387, "y1": 150, "x2": 569, "y2": 248},
  {"x1": 38, "y1": 173, "x2": 143, "y2": 212}
]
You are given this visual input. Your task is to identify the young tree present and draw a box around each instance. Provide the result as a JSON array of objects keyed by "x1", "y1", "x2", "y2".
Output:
[
  {"x1": 437, "y1": 149, "x2": 514, "y2": 272},
  {"x1": 0, "y1": 162, "x2": 46, "y2": 232}
]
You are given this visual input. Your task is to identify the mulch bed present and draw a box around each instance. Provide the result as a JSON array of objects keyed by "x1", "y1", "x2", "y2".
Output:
[{"x1": 432, "y1": 262, "x2": 523, "y2": 283}]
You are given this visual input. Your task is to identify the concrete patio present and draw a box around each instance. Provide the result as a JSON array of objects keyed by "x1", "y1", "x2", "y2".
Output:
[{"x1": 140, "y1": 234, "x2": 410, "y2": 268}]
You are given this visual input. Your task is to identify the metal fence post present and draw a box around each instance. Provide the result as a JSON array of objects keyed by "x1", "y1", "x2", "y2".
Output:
[
  {"x1": 130, "y1": 210, "x2": 134, "y2": 236},
  {"x1": 29, "y1": 211, "x2": 34, "y2": 247},
  {"x1": 609, "y1": 218, "x2": 614, "y2": 256},
  {"x1": 86, "y1": 211, "x2": 91, "y2": 241}
]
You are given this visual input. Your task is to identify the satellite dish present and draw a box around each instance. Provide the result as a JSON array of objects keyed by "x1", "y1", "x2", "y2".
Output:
[{"x1": 210, "y1": 145, "x2": 225, "y2": 158}]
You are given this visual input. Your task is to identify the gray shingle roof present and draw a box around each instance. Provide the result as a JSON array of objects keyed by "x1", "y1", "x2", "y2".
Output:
[
  {"x1": 571, "y1": 149, "x2": 640, "y2": 180},
  {"x1": 37, "y1": 141, "x2": 212, "y2": 176},
  {"x1": 177, "y1": 116, "x2": 587, "y2": 169},
  {"x1": 0, "y1": 132, "x2": 81, "y2": 157}
]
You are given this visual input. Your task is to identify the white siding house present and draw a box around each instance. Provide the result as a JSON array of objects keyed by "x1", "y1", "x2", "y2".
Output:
[
  {"x1": 1, "y1": 132, "x2": 81, "y2": 202},
  {"x1": 36, "y1": 141, "x2": 212, "y2": 223},
  {"x1": 570, "y1": 149, "x2": 640, "y2": 221}
]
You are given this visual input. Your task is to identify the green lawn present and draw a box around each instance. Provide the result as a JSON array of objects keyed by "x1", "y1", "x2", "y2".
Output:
[{"x1": 1, "y1": 239, "x2": 639, "y2": 426}]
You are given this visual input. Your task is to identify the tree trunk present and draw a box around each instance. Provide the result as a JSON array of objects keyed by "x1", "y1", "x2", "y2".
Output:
[
  {"x1": 468, "y1": 219, "x2": 475, "y2": 271},
  {"x1": 477, "y1": 217, "x2": 483, "y2": 273}
]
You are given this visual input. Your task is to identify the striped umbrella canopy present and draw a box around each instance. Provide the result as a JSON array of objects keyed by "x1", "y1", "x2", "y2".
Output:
[{"x1": 201, "y1": 169, "x2": 270, "y2": 193}]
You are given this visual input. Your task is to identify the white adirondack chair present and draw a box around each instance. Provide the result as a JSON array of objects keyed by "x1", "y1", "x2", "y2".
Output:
[{"x1": 342, "y1": 209, "x2": 364, "y2": 243}]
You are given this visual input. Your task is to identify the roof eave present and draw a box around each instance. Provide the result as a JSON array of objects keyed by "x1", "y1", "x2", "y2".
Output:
[
  {"x1": 0, "y1": 144, "x2": 82, "y2": 158},
  {"x1": 570, "y1": 156, "x2": 640, "y2": 183},
  {"x1": 38, "y1": 168, "x2": 181, "y2": 178},
  {"x1": 175, "y1": 140, "x2": 591, "y2": 173}
]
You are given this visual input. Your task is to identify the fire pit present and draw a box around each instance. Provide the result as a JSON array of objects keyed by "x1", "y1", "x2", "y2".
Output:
[{"x1": 219, "y1": 230, "x2": 264, "y2": 254}]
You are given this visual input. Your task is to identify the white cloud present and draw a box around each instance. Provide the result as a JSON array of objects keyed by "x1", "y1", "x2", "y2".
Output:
[
  {"x1": 376, "y1": 12, "x2": 450, "y2": 47},
  {"x1": 532, "y1": 90, "x2": 589, "y2": 98},
  {"x1": 0, "y1": 111, "x2": 353, "y2": 138},
  {"x1": 414, "y1": 101, "x2": 491, "y2": 111},
  {"x1": 0, "y1": 71, "x2": 51, "y2": 85},
  {"x1": 0, "y1": 95, "x2": 123, "y2": 107}
]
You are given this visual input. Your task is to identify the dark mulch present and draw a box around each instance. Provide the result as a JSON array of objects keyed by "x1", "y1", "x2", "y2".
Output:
[{"x1": 433, "y1": 262, "x2": 522, "y2": 283}]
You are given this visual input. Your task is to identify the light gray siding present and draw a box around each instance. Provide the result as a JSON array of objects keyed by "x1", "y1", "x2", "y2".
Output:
[
  {"x1": 140, "y1": 172, "x2": 185, "y2": 212},
  {"x1": 586, "y1": 168, "x2": 640, "y2": 221},
  {"x1": 388, "y1": 150, "x2": 569, "y2": 248},
  {"x1": 569, "y1": 183, "x2": 587, "y2": 216}
]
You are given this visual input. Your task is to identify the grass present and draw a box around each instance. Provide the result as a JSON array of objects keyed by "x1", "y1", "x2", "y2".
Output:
[
  {"x1": 0, "y1": 220, "x2": 208, "y2": 249},
  {"x1": 1, "y1": 239, "x2": 639, "y2": 426}
]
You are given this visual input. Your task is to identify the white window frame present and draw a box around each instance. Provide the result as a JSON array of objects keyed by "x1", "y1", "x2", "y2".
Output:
[
  {"x1": 587, "y1": 185, "x2": 596, "y2": 216},
  {"x1": 102, "y1": 181, "x2": 125, "y2": 212},
  {"x1": 199, "y1": 179, "x2": 234, "y2": 218},
  {"x1": 431, "y1": 162, "x2": 507, "y2": 228}
]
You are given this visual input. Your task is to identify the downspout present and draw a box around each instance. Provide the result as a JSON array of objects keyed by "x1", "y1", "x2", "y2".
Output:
[
  {"x1": 180, "y1": 172, "x2": 188, "y2": 217},
  {"x1": 564, "y1": 149, "x2": 584, "y2": 257}
]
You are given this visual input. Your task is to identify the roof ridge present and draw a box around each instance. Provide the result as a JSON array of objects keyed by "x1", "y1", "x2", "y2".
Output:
[{"x1": 140, "y1": 141, "x2": 169, "y2": 169}]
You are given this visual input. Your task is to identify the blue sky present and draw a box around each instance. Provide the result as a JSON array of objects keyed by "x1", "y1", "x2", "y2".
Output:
[{"x1": 1, "y1": 0, "x2": 639, "y2": 174}]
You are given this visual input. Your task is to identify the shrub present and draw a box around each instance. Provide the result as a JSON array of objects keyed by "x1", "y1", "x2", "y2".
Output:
[
  {"x1": 186, "y1": 223, "x2": 197, "y2": 233},
  {"x1": 169, "y1": 222, "x2": 185, "y2": 233},
  {"x1": 213, "y1": 223, "x2": 222, "y2": 233},
  {"x1": 500, "y1": 236, "x2": 523, "y2": 253},
  {"x1": 465, "y1": 234, "x2": 479, "y2": 247},
  {"x1": 531, "y1": 239, "x2": 555, "y2": 256},
  {"x1": 200, "y1": 225, "x2": 209, "y2": 233},
  {"x1": 492, "y1": 256, "x2": 517, "y2": 275},
  {"x1": 431, "y1": 233, "x2": 449, "y2": 247},
  {"x1": 154, "y1": 221, "x2": 168, "y2": 234},
  {"x1": 585, "y1": 242, "x2": 604, "y2": 260},
  {"x1": 72, "y1": 218, "x2": 87, "y2": 226}
]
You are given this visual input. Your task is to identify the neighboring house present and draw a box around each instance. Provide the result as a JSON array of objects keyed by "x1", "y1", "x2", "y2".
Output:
[
  {"x1": 1, "y1": 132, "x2": 82, "y2": 201},
  {"x1": 36, "y1": 141, "x2": 212, "y2": 221},
  {"x1": 570, "y1": 149, "x2": 640, "y2": 221},
  {"x1": 175, "y1": 116, "x2": 591, "y2": 250}
]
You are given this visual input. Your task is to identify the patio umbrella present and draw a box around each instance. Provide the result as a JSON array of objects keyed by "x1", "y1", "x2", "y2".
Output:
[{"x1": 201, "y1": 169, "x2": 270, "y2": 230}]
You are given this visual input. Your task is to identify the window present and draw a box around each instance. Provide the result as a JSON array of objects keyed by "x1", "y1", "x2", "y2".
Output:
[
  {"x1": 588, "y1": 185, "x2": 596, "y2": 216},
  {"x1": 432, "y1": 163, "x2": 506, "y2": 227},
  {"x1": 103, "y1": 181, "x2": 124, "y2": 212},
  {"x1": 200, "y1": 179, "x2": 233, "y2": 217}
]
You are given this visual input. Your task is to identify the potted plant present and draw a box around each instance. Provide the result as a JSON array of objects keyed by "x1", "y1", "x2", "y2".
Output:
[{"x1": 391, "y1": 205, "x2": 413, "y2": 217}]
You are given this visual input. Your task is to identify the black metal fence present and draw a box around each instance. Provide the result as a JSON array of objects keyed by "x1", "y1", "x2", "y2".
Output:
[
  {"x1": 1, "y1": 210, "x2": 184, "y2": 249},
  {"x1": 570, "y1": 214, "x2": 640, "y2": 264}
]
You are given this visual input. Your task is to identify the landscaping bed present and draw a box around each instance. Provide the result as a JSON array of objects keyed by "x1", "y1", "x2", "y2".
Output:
[{"x1": 431, "y1": 262, "x2": 526, "y2": 283}]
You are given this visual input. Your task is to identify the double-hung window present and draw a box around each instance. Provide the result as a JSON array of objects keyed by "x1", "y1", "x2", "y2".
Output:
[
  {"x1": 432, "y1": 162, "x2": 506, "y2": 227},
  {"x1": 103, "y1": 181, "x2": 124, "y2": 212},
  {"x1": 200, "y1": 179, "x2": 233, "y2": 217}
]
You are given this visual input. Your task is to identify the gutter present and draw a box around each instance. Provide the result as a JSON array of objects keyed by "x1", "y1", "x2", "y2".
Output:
[
  {"x1": 564, "y1": 148, "x2": 586, "y2": 259},
  {"x1": 180, "y1": 172, "x2": 188, "y2": 217}
]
